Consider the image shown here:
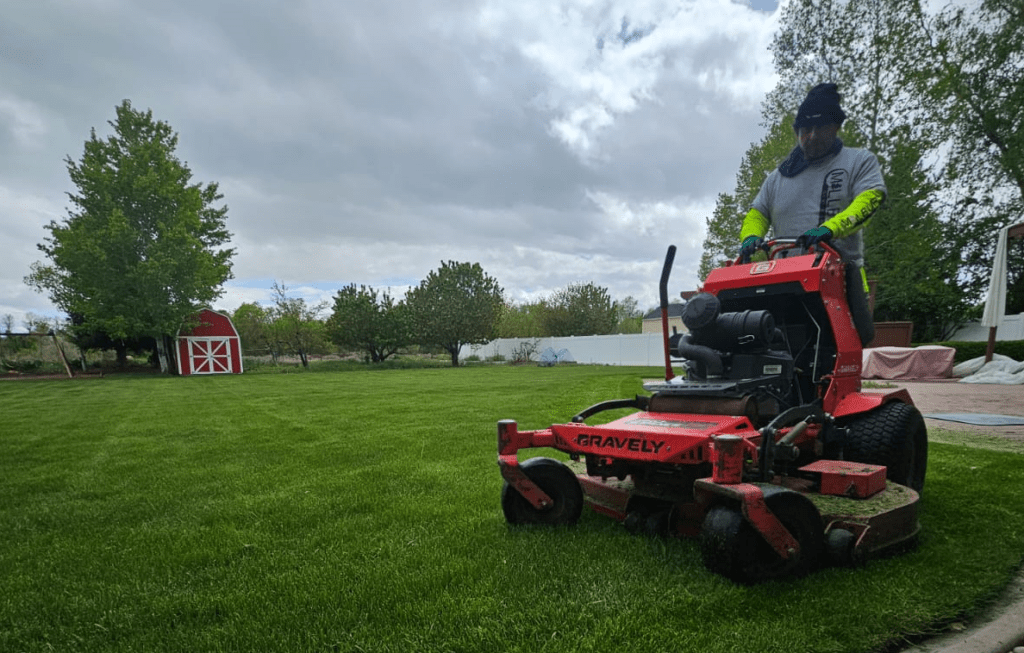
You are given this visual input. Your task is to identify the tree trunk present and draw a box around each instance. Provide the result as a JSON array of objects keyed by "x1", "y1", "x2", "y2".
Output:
[{"x1": 115, "y1": 341, "x2": 128, "y2": 368}]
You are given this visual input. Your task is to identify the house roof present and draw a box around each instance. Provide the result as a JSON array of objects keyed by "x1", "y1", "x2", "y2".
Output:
[{"x1": 642, "y1": 303, "x2": 686, "y2": 320}]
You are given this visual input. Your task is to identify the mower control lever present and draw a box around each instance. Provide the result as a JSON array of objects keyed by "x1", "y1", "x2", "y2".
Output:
[
  {"x1": 757, "y1": 404, "x2": 826, "y2": 481},
  {"x1": 571, "y1": 396, "x2": 649, "y2": 423},
  {"x1": 772, "y1": 418, "x2": 812, "y2": 464}
]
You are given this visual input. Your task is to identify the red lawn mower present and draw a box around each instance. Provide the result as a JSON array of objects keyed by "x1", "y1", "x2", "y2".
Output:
[{"x1": 497, "y1": 240, "x2": 927, "y2": 584}]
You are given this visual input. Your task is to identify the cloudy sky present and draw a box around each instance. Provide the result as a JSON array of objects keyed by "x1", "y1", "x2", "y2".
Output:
[{"x1": 1, "y1": 0, "x2": 783, "y2": 331}]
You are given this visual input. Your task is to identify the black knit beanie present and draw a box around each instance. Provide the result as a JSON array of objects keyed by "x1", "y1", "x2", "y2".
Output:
[{"x1": 793, "y1": 83, "x2": 847, "y2": 130}]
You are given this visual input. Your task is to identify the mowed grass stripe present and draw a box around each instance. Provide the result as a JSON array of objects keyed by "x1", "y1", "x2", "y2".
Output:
[{"x1": 1, "y1": 366, "x2": 1022, "y2": 653}]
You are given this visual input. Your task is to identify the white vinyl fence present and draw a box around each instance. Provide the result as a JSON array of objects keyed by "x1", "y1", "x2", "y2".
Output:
[
  {"x1": 465, "y1": 313, "x2": 1024, "y2": 368},
  {"x1": 462, "y1": 333, "x2": 668, "y2": 367}
]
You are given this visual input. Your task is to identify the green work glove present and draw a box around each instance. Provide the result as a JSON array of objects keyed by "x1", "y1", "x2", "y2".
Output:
[
  {"x1": 739, "y1": 235, "x2": 764, "y2": 261},
  {"x1": 797, "y1": 226, "x2": 833, "y2": 249}
]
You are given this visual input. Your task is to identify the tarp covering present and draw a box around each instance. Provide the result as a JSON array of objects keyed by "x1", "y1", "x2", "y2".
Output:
[
  {"x1": 924, "y1": 413, "x2": 1024, "y2": 426},
  {"x1": 861, "y1": 346, "x2": 955, "y2": 380},
  {"x1": 955, "y1": 355, "x2": 1024, "y2": 385},
  {"x1": 538, "y1": 347, "x2": 575, "y2": 366}
]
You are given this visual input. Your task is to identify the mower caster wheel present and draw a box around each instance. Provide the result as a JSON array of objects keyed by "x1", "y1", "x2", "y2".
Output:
[
  {"x1": 501, "y1": 458, "x2": 583, "y2": 526},
  {"x1": 624, "y1": 511, "x2": 645, "y2": 534},
  {"x1": 699, "y1": 487, "x2": 823, "y2": 584},
  {"x1": 645, "y1": 511, "x2": 670, "y2": 537},
  {"x1": 624, "y1": 509, "x2": 670, "y2": 537},
  {"x1": 826, "y1": 528, "x2": 861, "y2": 567}
]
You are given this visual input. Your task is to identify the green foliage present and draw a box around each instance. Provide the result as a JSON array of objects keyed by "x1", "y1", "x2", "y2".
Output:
[
  {"x1": 404, "y1": 261, "x2": 504, "y2": 366},
  {"x1": 540, "y1": 282, "x2": 617, "y2": 337},
  {"x1": 25, "y1": 100, "x2": 234, "y2": 362},
  {"x1": 0, "y1": 313, "x2": 38, "y2": 356},
  {"x1": 232, "y1": 303, "x2": 275, "y2": 358},
  {"x1": 865, "y1": 128, "x2": 972, "y2": 341},
  {"x1": 499, "y1": 291, "x2": 636, "y2": 338},
  {"x1": 325, "y1": 284, "x2": 409, "y2": 362},
  {"x1": 269, "y1": 282, "x2": 330, "y2": 368},
  {"x1": 497, "y1": 302, "x2": 544, "y2": 338},
  {"x1": 934, "y1": 339, "x2": 1024, "y2": 364},
  {"x1": 242, "y1": 354, "x2": 451, "y2": 374},
  {"x1": 767, "y1": 0, "x2": 929, "y2": 155},
  {"x1": 914, "y1": 0, "x2": 1024, "y2": 303},
  {"x1": 0, "y1": 336, "x2": 36, "y2": 357},
  {"x1": 612, "y1": 295, "x2": 643, "y2": 334}
]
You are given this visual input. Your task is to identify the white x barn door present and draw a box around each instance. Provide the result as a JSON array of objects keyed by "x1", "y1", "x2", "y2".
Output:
[{"x1": 188, "y1": 338, "x2": 231, "y2": 374}]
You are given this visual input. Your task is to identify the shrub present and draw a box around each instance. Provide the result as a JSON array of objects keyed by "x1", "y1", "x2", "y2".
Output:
[{"x1": 927, "y1": 340, "x2": 1024, "y2": 363}]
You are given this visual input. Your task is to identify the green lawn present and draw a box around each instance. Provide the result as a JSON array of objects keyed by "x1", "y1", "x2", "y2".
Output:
[{"x1": 1, "y1": 366, "x2": 1023, "y2": 653}]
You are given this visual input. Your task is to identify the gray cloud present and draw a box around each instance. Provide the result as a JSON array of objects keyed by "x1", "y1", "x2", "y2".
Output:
[{"x1": 1, "y1": 0, "x2": 782, "y2": 329}]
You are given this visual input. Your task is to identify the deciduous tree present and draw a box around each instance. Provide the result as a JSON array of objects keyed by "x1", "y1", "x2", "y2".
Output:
[
  {"x1": 728, "y1": 0, "x2": 1007, "y2": 339},
  {"x1": 909, "y1": 0, "x2": 1024, "y2": 299},
  {"x1": 540, "y1": 282, "x2": 617, "y2": 337},
  {"x1": 326, "y1": 284, "x2": 408, "y2": 363},
  {"x1": 497, "y1": 302, "x2": 545, "y2": 338},
  {"x1": 612, "y1": 296, "x2": 643, "y2": 334},
  {"x1": 269, "y1": 282, "x2": 328, "y2": 368},
  {"x1": 405, "y1": 261, "x2": 503, "y2": 366},
  {"x1": 232, "y1": 303, "x2": 275, "y2": 360},
  {"x1": 26, "y1": 100, "x2": 233, "y2": 368}
]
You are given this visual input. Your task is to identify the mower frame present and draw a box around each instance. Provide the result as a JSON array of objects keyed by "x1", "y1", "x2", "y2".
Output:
[{"x1": 497, "y1": 241, "x2": 926, "y2": 583}]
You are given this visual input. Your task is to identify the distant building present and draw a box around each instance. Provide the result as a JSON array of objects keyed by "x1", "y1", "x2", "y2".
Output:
[
  {"x1": 641, "y1": 290, "x2": 701, "y2": 335},
  {"x1": 641, "y1": 303, "x2": 686, "y2": 335},
  {"x1": 176, "y1": 308, "x2": 243, "y2": 375}
]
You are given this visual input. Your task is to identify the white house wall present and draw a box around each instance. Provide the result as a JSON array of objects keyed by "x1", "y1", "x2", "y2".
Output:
[{"x1": 951, "y1": 313, "x2": 1024, "y2": 342}]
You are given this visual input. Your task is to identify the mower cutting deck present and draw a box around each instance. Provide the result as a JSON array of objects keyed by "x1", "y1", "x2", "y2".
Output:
[{"x1": 498, "y1": 242, "x2": 926, "y2": 584}]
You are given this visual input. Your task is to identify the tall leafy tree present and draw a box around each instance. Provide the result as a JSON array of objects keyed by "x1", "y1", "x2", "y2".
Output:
[
  {"x1": 405, "y1": 261, "x2": 503, "y2": 366},
  {"x1": 540, "y1": 282, "x2": 617, "y2": 337},
  {"x1": 766, "y1": 0, "x2": 929, "y2": 157},
  {"x1": 909, "y1": 0, "x2": 1024, "y2": 299},
  {"x1": 863, "y1": 128, "x2": 971, "y2": 341},
  {"x1": 26, "y1": 100, "x2": 233, "y2": 367},
  {"x1": 326, "y1": 284, "x2": 409, "y2": 363}
]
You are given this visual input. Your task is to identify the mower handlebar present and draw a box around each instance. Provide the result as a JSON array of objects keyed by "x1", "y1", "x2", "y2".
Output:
[{"x1": 737, "y1": 238, "x2": 837, "y2": 264}]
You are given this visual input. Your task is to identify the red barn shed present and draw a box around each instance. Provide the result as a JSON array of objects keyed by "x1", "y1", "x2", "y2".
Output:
[{"x1": 176, "y1": 308, "x2": 244, "y2": 375}]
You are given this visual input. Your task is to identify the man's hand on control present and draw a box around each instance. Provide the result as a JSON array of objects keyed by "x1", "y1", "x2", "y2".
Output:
[{"x1": 797, "y1": 226, "x2": 833, "y2": 249}]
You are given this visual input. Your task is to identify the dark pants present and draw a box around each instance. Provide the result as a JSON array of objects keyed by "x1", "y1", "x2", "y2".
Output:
[{"x1": 846, "y1": 263, "x2": 875, "y2": 347}]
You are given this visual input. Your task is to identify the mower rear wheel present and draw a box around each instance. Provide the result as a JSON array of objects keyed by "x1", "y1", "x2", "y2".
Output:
[
  {"x1": 843, "y1": 402, "x2": 928, "y2": 492},
  {"x1": 699, "y1": 487, "x2": 823, "y2": 584},
  {"x1": 501, "y1": 458, "x2": 583, "y2": 526}
]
